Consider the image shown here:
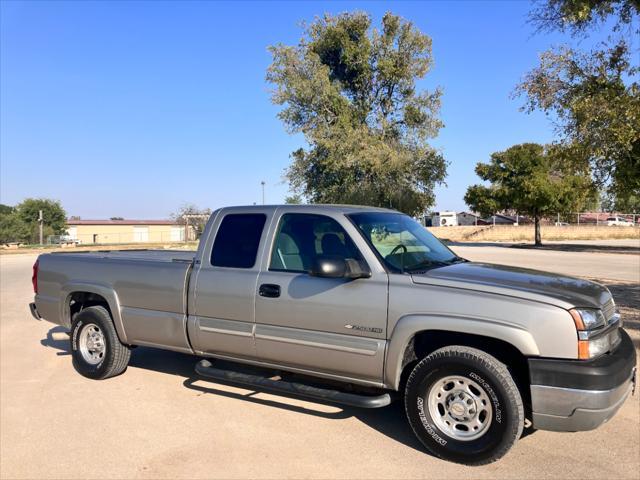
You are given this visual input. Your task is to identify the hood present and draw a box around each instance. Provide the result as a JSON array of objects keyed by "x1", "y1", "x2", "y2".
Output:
[{"x1": 411, "y1": 262, "x2": 611, "y2": 310}]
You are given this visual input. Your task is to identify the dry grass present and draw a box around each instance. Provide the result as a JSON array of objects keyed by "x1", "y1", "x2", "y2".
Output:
[{"x1": 429, "y1": 225, "x2": 640, "y2": 243}]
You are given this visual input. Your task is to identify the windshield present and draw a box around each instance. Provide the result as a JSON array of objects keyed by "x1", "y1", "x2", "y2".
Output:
[{"x1": 348, "y1": 212, "x2": 463, "y2": 273}]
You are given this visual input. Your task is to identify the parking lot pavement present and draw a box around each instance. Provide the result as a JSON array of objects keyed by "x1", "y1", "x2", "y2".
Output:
[{"x1": 1, "y1": 251, "x2": 639, "y2": 480}]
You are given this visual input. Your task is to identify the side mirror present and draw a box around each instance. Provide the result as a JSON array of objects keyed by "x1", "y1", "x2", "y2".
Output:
[{"x1": 309, "y1": 256, "x2": 371, "y2": 280}]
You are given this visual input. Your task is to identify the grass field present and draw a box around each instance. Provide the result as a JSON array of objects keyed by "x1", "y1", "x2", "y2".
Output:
[{"x1": 428, "y1": 225, "x2": 640, "y2": 243}]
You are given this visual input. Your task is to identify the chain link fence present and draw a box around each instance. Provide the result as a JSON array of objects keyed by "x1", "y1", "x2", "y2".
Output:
[{"x1": 425, "y1": 212, "x2": 639, "y2": 227}]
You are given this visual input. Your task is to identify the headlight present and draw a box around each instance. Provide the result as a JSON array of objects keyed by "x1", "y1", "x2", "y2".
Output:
[
  {"x1": 569, "y1": 308, "x2": 621, "y2": 359},
  {"x1": 571, "y1": 308, "x2": 606, "y2": 330}
]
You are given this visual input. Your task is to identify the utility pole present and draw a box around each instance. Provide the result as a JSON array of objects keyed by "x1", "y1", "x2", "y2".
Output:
[
  {"x1": 261, "y1": 181, "x2": 266, "y2": 205},
  {"x1": 38, "y1": 210, "x2": 43, "y2": 245}
]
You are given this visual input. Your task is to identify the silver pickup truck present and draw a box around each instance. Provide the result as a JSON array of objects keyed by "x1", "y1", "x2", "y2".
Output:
[{"x1": 30, "y1": 205, "x2": 636, "y2": 465}]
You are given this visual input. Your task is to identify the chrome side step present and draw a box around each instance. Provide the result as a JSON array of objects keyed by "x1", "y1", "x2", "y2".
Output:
[{"x1": 195, "y1": 359, "x2": 393, "y2": 409}]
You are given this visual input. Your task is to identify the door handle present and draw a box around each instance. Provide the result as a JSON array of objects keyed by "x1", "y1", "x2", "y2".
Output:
[{"x1": 259, "y1": 283, "x2": 281, "y2": 298}]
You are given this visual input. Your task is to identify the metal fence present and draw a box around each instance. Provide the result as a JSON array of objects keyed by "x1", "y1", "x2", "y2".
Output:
[{"x1": 426, "y1": 212, "x2": 639, "y2": 227}]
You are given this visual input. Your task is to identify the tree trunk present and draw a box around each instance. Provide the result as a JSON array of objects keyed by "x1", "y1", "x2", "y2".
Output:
[{"x1": 534, "y1": 213, "x2": 542, "y2": 246}]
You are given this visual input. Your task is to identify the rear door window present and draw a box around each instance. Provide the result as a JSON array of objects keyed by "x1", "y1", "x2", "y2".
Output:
[{"x1": 211, "y1": 214, "x2": 267, "y2": 268}]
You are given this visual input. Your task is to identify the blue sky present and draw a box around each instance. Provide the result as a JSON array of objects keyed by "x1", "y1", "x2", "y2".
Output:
[{"x1": 1, "y1": 1, "x2": 588, "y2": 218}]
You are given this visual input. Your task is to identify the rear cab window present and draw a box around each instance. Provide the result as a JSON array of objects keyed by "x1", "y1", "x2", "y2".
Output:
[{"x1": 211, "y1": 213, "x2": 267, "y2": 268}]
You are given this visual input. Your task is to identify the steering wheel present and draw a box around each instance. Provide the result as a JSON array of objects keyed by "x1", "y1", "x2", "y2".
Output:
[{"x1": 389, "y1": 244, "x2": 408, "y2": 256}]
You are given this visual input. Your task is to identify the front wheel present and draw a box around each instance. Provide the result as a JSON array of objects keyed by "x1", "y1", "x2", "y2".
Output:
[{"x1": 404, "y1": 346, "x2": 524, "y2": 465}]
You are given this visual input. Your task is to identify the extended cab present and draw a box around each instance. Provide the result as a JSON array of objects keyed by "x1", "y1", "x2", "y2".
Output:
[{"x1": 30, "y1": 205, "x2": 636, "y2": 465}]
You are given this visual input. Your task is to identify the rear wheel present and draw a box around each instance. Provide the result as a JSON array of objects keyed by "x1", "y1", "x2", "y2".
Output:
[
  {"x1": 70, "y1": 306, "x2": 130, "y2": 380},
  {"x1": 404, "y1": 346, "x2": 524, "y2": 465}
]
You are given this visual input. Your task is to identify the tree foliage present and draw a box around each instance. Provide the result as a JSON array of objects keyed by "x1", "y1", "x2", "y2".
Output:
[
  {"x1": 0, "y1": 204, "x2": 14, "y2": 216},
  {"x1": 267, "y1": 12, "x2": 447, "y2": 216},
  {"x1": 529, "y1": 0, "x2": 639, "y2": 35},
  {"x1": 171, "y1": 203, "x2": 211, "y2": 239},
  {"x1": 284, "y1": 195, "x2": 303, "y2": 204},
  {"x1": 519, "y1": 0, "x2": 639, "y2": 208},
  {"x1": 516, "y1": 42, "x2": 639, "y2": 203},
  {"x1": 464, "y1": 143, "x2": 595, "y2": 245},
  {"x1": 0, "y1": 198, "x2": 67, "y2": 244}
]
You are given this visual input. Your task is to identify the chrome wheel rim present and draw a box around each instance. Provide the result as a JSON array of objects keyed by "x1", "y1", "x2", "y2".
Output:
[
  {"x1": 427, "y1": 375, "x2": 493, "y2": 441},
  {"x1": 78, "y1": 323, "x2": 106, "y2": 365}
]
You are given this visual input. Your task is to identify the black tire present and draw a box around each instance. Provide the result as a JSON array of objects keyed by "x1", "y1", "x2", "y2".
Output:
[
  {"x1": 70, "y1": 306, "x2": 130, "y2": 380},
  {"x1": 404, "y1": 346, "x2": 524, "y2": 465}
]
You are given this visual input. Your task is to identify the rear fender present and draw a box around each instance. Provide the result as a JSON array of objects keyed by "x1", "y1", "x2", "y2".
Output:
[{"x1": 60, "y1": 282, "x2": 128, "y2": 344}]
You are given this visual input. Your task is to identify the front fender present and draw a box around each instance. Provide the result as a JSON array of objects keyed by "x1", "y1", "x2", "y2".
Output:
[
  {"x1": 384, "y1": 314, "x2": 539, "y2": 390},
  {"x1": 60, "y1": 282, "x2": 128, "y2": 344}
]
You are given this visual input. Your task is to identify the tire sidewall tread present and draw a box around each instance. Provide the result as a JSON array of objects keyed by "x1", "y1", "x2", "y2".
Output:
[
  {"x1": 404, "y1": 345, "x2": 524, "y2": 466},
  {"x1": 70, "y1": 306, "x2": 130, "y2": 380}
]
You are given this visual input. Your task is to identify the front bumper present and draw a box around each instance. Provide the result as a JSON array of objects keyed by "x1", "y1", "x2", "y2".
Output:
[{"x1": 529, "y1": 329, "x2": 636, "y2": 432}]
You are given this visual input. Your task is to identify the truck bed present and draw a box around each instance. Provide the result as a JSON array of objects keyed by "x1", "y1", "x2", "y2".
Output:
[{"x1": 36, "y1": 249, "x2": 196, "y2": 352}]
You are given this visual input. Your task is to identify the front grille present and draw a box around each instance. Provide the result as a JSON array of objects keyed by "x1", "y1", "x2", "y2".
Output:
[{"x1": 602, "y1": 297, "x2": 616, "y2": 322}]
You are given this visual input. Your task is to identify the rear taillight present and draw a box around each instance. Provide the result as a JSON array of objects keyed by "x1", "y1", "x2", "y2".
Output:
[{"x1": 32, "y1": 260, "x2": 39, "y2": 293}]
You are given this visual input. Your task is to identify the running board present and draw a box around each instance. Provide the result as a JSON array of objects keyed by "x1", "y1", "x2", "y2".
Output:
[{"x1": 195, "y1": 359, "x2": 392, "y2": 409}]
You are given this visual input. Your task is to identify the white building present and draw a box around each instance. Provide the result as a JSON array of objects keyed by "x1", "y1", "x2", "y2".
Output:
[{"x1": 431, "y1": 211, "x2": 458, "y2": 227}]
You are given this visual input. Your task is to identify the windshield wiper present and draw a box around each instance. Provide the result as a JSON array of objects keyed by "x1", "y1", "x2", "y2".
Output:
[
  {"x1": 450, "y1": 256, "x2": 467, "y2": 264},
  {"x1": 404, "y1": 259, "x2": 450, "y2": 272},
  {"x1": 404, "y1": 256, "x2": 466, "y2": 272}
]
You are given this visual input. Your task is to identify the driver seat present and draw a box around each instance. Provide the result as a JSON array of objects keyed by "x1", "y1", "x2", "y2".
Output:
[{"x1": 321, "y1": 233, "x2": 348, "y2": 258}]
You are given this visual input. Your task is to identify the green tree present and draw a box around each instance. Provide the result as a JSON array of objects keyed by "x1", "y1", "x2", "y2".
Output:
[
  {"x1": 0, "y1": 200, "x2": 65, "y2": 244},
  {"x1": 518, "y1": 1, "x2": 639, "y2": 205},
  {"x1": 464, "y1": 143, "x2": 595, "y2": 245},
  {"x1": 284, "y1": 195, "x2": 303, "y2": 204},
  {"x1": 0, "y1": 212, "x2": 31, "y2": 244},
  {"x1": 529, "y1": 0, "x2": 639, "y2": 35},
  {"x1": 602, "y1": 192, "x2": 640, "y2": 212},
  {"x1": 267, "y1": 12, "x2": 447, "y2": 216},
  {"x1": 0, "y1": 204, "x2": 14, "y2": 216},
  {"x1": 15, "y1": 198, "x2": 67, "y2": 242}
]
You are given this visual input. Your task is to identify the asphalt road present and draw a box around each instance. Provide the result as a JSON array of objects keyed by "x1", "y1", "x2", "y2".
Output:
[{"x1": 1, "y1": 248, "x2": 639, "y2": 479}]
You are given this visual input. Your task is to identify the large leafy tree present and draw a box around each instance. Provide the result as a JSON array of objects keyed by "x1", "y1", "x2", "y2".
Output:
[
  {"x1": 464, "y1": 143, "x2": 595, "y2": 245},
  {"x1": 517, "y1": 0, "x2": 639, "y2": 210},
  {"x1": 0, "y1": 206, "x2": 29, "y2": 244},
  {"x1": 0, "y1": 198, "x2": 67, "y2": 244},
  {"x1": 267, "y1": 12, "x2": 447, "y2": 216},
  {"x1": 16, "y1": 198, "x2": 67, "y2": 234}
]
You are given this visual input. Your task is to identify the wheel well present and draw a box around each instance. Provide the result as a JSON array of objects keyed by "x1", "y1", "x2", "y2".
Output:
[
  {"x1": 399, "y1": 330, "x2": 531, "y2": 407},
  {"x1": 68, "y1": 291, "x2": 112, "y2": 323}
]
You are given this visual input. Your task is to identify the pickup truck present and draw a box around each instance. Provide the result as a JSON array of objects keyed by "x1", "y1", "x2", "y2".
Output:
[{"x1": 30, "y1": 205, "x2": 636, "y2": 465}]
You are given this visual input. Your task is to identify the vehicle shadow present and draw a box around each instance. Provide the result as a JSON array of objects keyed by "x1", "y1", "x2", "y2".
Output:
[
  {"x1": 41, "y1": 327, "x2": 429, "y2": 455},
  {"x1": 40, "y1": 325, "x2": 71, "y2": 356}
]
